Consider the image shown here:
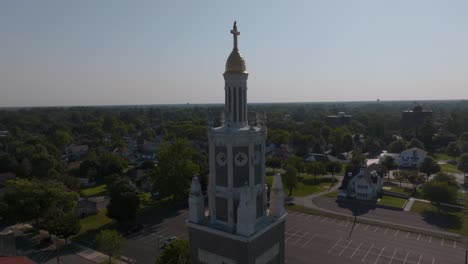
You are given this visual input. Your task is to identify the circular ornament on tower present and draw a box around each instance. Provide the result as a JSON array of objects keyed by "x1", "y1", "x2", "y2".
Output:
[
  {"x1": 234, "y1": 152, "x2": 248, "y2": 167},
  {"x1": 216, "y1": 152, "x2": 227, "y2": 166}
]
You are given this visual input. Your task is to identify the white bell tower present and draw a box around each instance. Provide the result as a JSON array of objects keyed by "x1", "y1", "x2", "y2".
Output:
[{"x1": 187, "y1": 22, "x2": 286, "y2": 264}]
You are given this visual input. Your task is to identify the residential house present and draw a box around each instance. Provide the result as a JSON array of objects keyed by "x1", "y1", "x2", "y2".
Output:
[
  {"x1": 398, "y1": 147, "x2": 427, "y2": 168},
  {"x1": 74, "y1": 196, "x2": 109, "y2": 218},
  {"x1": 65, "y1": 144, "x2": 89, "y2": 161},
  {"x1": 305, "y1": 153, "x2": 329, "y2": 163},
  {"x1": 338, "y1": 164, "x2": 384, "y2": 200}
]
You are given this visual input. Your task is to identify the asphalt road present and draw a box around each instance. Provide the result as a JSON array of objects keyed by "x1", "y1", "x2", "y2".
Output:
[{"x1": 122, "y1": 209, "x2": 464, "y2": 264}]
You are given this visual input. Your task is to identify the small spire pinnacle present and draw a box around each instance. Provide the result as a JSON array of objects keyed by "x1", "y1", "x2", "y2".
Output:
[{"x1": 230, "y1": 21, "x2": 240, "y2": 50}]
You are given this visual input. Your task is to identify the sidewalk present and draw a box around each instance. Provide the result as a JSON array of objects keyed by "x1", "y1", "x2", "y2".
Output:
[
  {"x1": 75, "y1": 244, "x2": 127, "y2": 264},
  {"x1": 292, "y1": 186, "x2": 462, "y2": 241}
]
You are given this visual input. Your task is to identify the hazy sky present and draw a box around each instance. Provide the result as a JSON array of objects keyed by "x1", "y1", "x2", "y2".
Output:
[{"x1": 1, "y1": 0, "x2": 467, "y2": 107}]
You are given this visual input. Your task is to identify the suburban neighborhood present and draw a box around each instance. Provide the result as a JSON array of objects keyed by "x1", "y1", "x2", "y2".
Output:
[{"x1": 2, "y1": 2, "x2": 468, "y2": 264}]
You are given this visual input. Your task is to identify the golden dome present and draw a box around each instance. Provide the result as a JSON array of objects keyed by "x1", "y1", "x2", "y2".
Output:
[
  {"x1": 224, "y1": 21, "x2": 247, "y2": 74},
  {"x1": 225, "y1": 48, "x2": 246, "y2": 74}
]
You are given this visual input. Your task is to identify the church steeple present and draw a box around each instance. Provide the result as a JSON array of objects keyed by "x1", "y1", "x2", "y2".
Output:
[
  {"x1": 224, "y1": 21, "x2": 248, "y2": 127},
  {"x1": 187, "y1": 22, "x2": 286, "y2": 264},
  {"x1": 225, "y1": 21, "x2": 246, "y2": 74}
]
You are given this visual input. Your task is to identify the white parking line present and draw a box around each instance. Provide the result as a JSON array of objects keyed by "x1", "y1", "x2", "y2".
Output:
[
  {"x1": 350, "y1": 242, "x2": 362, "y2": 259},
  {"x1": 301, "y1": 233, "x2": 318, "y2": 248},
  {"x1": 364, "y1": 224, "x2": 370, "y2": 231},
  {"x1": 406, "y1": 232, "x2": 410, "y2": 238},
  {"x1": 417, "y1": 254, "x2": 422, "y2": 264},
  {"x1": 432, "y1": 257, "x2": 435, "y2": 264},
  {"x1": 314, "y1": 215, "x2": 321, "y2": 221},
  {"x1": 429, "y1": 236, "x2": 432, "y2": 243},
  {"x1": 362, "y1": 243, "x2": 374, "y2": 262},
  {"x1": 417, "y1": 234, "x2": 421, "y2": 241},
  {"x1": 292, "y1": 232, "x2": 310, "y2": 245},
  {"x1": 389, "y1": 248, "x2": 397, "y2": 264},
  {"x1": 454, "y1": 241, "x2": 457, "y2": 249},
  {"x1": 374, "y1": 246, "x2": 386, "y2": 264},
  {"x1": 338, "y1": 240, "x2": 353, "y2": 256},
  {"x1": 327, "y1": 237, "x2": 343, "y2": 253},
  {"x1": 374, "y1": 226, "x2": 379, "y2": 232},
  {"x1": 355, "y1": 223, "x2": 360, "y2": 229},
  {"x1": 394, "y1": 230, "x2": 399, "y2": 237},
  {"x1": 306, "y1": 215, "x2": 312, "y2": 220},
  {"x1": 403, "y1": 251, "x2": 410, "y2": 264},
  {"x1": 286, "y1": 230, "x2": 300, "y2": 242},
  {"x1": 441, "y1": 238, "x2": 444, "y2": 246},
  {"x1": 384, "y1": 227, "x2": 389, "y2": 235},
  {"x1": 321, "y1": 217, "x2": 328, "y2": 222}
]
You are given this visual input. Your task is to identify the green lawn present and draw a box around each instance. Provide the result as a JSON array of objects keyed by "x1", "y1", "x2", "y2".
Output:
[
  {"x1": 410, "y1": 201, "x2": 468, "y2": 236},
  {"x1": 77, "y1": 209, "x2": 113, "y2": 237},
  {"x1": 434, "y1": 153, "x2": 458, "y2": 162},
  {"x1": 377, "y1": 196, "x2": 407, "y2": 208},
  {"x1": 440, "y1": 163, "x2": 462, "y2": 174},
  {"x1": 384, "y1": 186, "x2": 412, "y2": 195},
  {"x1": 81, "y1": 184, "x2": 107, "y2": 197},
  {"x1": 266, "y1": 174, "x2": 337, "y2": 197}
]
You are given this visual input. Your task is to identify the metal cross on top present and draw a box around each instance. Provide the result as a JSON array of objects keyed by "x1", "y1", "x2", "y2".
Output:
[{"x1": 230, "y1": 21, "x2": 240, "y2": 49}]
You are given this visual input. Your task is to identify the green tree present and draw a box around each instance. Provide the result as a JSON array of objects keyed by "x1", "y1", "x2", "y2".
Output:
[
  {"x1": 284, "y1": 155, "x2": 305, "y2": 173},
  {"x1": 432, "y1": 172, "x2": 458, "y2": 188},
  {"x1": 407, "y1": 171, "x2": 425, "y2": 192},
  {"x1": 407, "y1": 138, "x2": 425, "y2": 150},
  {"x1": 381, "y1": 156, "x2": 398, "y2": 181},
  {"x1": 458, "y1": 153, "x2": 468, "y2": 178},
  {"x1": 341, "y1": 133, "x2": 354, "y2": 152},
  {"x1": 393, "y1": 171, "x2": 405, "y2": 187},
  {"x1": 422, "y1": 181, "x2": 457, "y2": 211},
  {"x1": 326, "y1": 161, "x2": 342, "y2": 179},
  {"x1": 305, "y1": 162, "x2": 326, "y2": 180},
  {"x1": 95, "y1": 229, "x2": 125, "y2": 264},
  {"x1": 156, "y1": 239, "x2": 191, "y2": 264},
  {"x1": 267, "y1": 129, "x2": 289, "y2": 145},
  {"x1": 320, "y1": 126, "x2": 332, "y2": 144},
  {"x1": 107, "y1": 179, "x2": 140, "y2": 223},
  {"x1": 418, "y1": 156, "x2": 441, "y2": 182},
  {"x1": 417, "y1": 117, "x2": 434, "y2": 150},
  {"x1": 446, "y1": 141, "x2": 460, "y2": 157},
  {"x1": 387, "y1": 139, "x2": 408, "y2": 153},
  {"x1": 99, "y1": 152, "x2": 127, "y2": 178},
  {"x1": 283, "y1": 165, "x2": 298, "y2": 197},
  {"x1": 45, "y1": 208, "x2": 80, "y2": 243},
  {"x1": 151, "y1": 139, "x2": 199, "y2": 201},
  {"x1": 50, "y1": 130, "x2": 73, "y2": 151},
  {"x1": 3, "y1": 179, "x2": 78, "y2": 226},
  {"x1": 0, "y1": 154, "x2": 18, "y2": 173},
  {"x1": 266, "y1": 157, "x2": 282, "y2": 168}
]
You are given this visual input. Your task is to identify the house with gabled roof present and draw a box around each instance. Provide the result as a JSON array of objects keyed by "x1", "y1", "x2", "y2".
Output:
[
  {"x1": 398, "y1": 147, "x2": 427, "y2": 168},
  {"x1": 338, "y1": 163, "x2": 384, "y2": 200}
]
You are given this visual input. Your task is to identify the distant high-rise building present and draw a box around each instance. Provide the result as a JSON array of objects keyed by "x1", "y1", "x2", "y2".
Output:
[
  {"x1": 326, "y1": 112, "x2": 352, "y2": 127},
  {"x1": 401, "y1": 105, "x2": 433, "y2": 131},
  {"x1": 186, "y1": 22, "x2": 286, "y2": 264}
]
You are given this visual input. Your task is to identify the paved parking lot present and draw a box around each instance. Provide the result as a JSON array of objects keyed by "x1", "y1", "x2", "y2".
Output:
[
  {"x1": 285, "y1": 211, "x2": 464, "y2": 264},
  {"x1": 121, "y1": 209, "x2": 464, "y2": 264}
]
